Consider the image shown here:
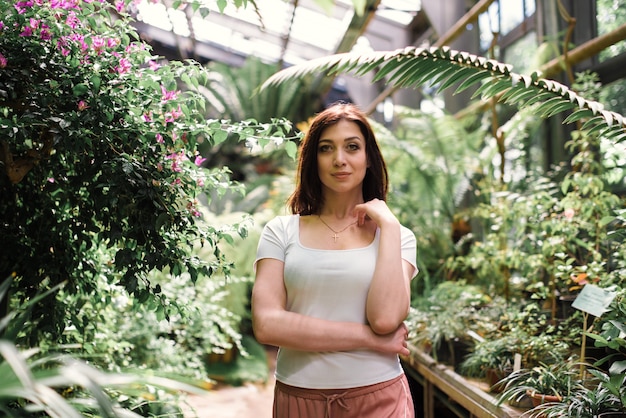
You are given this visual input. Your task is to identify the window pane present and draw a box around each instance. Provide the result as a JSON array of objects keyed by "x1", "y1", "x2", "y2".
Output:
[
  {"x1": 597, "y1": 0, "x2": 626, "y2": 60},
  {"x1": 479, "y1": 2, "x2": 500, "y2": 52},
  {"x1": 500, "y1": 0, "x2": 526, "y2": 35}
]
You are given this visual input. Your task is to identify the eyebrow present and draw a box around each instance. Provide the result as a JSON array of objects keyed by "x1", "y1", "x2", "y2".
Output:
[{"x1": 319, "y1": 136, "x2": 363, "y2": 143}]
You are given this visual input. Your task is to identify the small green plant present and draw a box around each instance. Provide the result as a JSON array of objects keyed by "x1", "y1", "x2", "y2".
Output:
[
  {"x1": 585, "y1": 289, "x2": 626, "y2": 413},
  {"x1": 459, "y1": 334, "x2": 518, "y2": 380},
  {"x1": 527, "y1": 381, "x2": 617, "y2": 418},
  {"x1": 0, "y1": 275, "x2": 207, "y2": 416},
  {"x1": 406, "y1": 281, "x2": 496, "y2": 364},
  {"x1": 497, "y1": 360, "x2": 581, "y2": 406}
]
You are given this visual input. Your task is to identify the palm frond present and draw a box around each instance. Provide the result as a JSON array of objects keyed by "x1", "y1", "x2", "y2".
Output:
[{"x1": 261, "y1": 46, "x2": 626, "y2": 140}]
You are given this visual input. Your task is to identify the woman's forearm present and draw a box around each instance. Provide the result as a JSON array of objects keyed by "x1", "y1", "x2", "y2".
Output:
[
  {"x1": 366, "y1": 222, "x2": 411, "y2": 334},
  {"x1": 253, "y1": 307, "x2": 406, "y2": 355}
]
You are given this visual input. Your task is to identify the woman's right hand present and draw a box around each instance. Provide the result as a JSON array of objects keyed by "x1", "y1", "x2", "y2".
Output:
[{"x1": 370, "y1": 322, "x2": 410, "y2": 356}]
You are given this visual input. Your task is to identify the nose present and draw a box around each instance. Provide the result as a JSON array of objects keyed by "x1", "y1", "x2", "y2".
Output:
[{"x1": 333, "y1": 150, "x2": 346, "y2": 166}]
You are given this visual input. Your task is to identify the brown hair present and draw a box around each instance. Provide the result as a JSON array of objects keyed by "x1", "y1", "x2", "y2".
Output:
[{"x1": 287, "y1": 102, "x2": 388, "y2": 215}]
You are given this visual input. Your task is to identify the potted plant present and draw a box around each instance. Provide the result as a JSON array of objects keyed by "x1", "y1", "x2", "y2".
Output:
[
  {"x1": 592, "y1": 369, "x2": 626, "y2": 417},
  {"x1": 406, "y1": 281, "x2": 497, "y2": 369},
  {"x1": 528, "y1": 380, "x2": 617, "y2": 418},
  {"x1": 458, "y1": 334, "x2": 518, "y2": 391},
  {"x1": 586, "y1": 291, "x2": 626, "y2": 417},
  {"x1": 496, "y1": 360, "x2": 581, "y2": 408}
]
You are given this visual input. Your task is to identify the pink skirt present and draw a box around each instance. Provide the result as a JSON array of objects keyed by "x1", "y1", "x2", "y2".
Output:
[{"x1": 273, "y1": 374, "x2": 414, "y2": 418}]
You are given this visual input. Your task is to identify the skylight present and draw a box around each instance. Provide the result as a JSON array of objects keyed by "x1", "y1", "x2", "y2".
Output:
[{"x1": 133, "y1": 0, "x2": 418, "y2": 65}]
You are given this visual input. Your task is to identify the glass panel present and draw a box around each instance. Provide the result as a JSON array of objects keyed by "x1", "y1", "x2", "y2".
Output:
[
  {"x1": 502, "y1": 31, "x2": 537, "y2": 75},
  {"x1": 478, "y1": 2, "x2": 500, "y2": 53},
  {"x1": 597, "y1": 0, "x2": 626, "y2": 61},
  {"x1": 524, "y1": 0, "x2": 536, "y2": 16},
  {"x1": 499, "y1": 0, "x2": 525, "y2": 35}
]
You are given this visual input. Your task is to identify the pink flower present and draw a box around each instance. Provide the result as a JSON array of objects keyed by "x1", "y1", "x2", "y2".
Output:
[
  {"x1": 114, "y1": 0, "x2": 125, "y2": 12},
  {"x1": 165, "y1": 151, "x2": 188, "y2": 172},
  {"x1": 164, "y1": 106, "x2": 183, "y2": 122},
  {"x1": 77, "y1": 100, "x2": 89, "y2": 111},
  {"x1": 155, "y1": 133, "x2": 164, "y2": 143},
  {"x1": 40, "y1": 27, "x2": 52, "y2": 40},
  {"x1": 66, "y1": 11, "x2": 80, "y2": 29},
  {"x1": 15, "y1": 1, "x2": 34, "y2": 14},
  {"x1": 563, "y1": 208, "x2": 575, "y2": 220},
  {"x1": 149, "y1": 60, "x2": 160, "y2": 71},
  {"x1": 51, "y1": 0, "x2": 80, "y2": 9},
  {"x1": 0, "y1": 54, "x2": 7, "y2": 68},
  {"x1": 187, "y1": 200, "x2": 200, "y2": 217},
  {"x1": 116, "y1": 58, "x2": 131, "y2": 74},
  {"x1": 107, "y1": 37, "x2": 120, "y2": 48},
  {"x1": 91, "y1": 36, "x2": 106, "y2": 54},
  {"x1": 160, "y1": 85, "x2": 179, "y2": 102},
  {"x1": 19, "y1": 26, "x2": 34, "y2": 37},
  {"x1": 194, "y1": 155, "x2": 206, "y2": 166}
]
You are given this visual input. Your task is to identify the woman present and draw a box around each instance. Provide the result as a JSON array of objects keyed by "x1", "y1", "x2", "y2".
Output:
[{"x1": 252, "y1": 102, "x2": 418, "y2": 418}]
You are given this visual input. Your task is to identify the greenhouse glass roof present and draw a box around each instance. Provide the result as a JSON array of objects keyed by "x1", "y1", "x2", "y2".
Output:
[{"x1": 132, "y1": 0, "x2": 421, "y2": 65}]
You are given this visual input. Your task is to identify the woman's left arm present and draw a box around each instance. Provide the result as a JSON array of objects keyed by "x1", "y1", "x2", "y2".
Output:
[{"x1": 355, "y1": 199, "x2": 414, "y2": 335}]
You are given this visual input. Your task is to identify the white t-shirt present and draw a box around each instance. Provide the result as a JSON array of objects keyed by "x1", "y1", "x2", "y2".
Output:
[{"x1": 254, "y1": 214, "x2": 418, "y2": 389}]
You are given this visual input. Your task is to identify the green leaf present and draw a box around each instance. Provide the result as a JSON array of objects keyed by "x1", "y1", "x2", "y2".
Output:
[
  {"x1": 436, "y1": 66, "x2": 477, "y2": 93},
  {"x1": 72, "y1": 83, "x2": 89, "y2": 96},
  {"x1": 284, "y1": 140, "x2": 298, "y2": 160},
  {"x1": 90, "y1": 75, "x2": 101, "y2": 93},
  {"x1": 453, "y1": 70, "x2": 492, "y2": 95},
  {"x1": 473, "y1": 78, "x2": 513, "y2": 100},
  {"x1": 199, "y1": 7, "x2": 210, "y2": 18},
  {"x1": 212, "y1": 130, "x2": 229, "y2": 145},
  {"x1": 536, "y1": 97, "x2": 573, "y2": 118},
  {"x1": 155, "y1": 213, "x2": 170, "y2": 230},
  {"x1": 562, "y1": 108, "x2": 594, "y2": 124}
]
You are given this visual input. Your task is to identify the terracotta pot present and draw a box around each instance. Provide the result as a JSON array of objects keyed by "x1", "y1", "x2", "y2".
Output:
[
  {"x1": 485, "y1": 367, "x2": 511, "y2": 393},
  {"x1": 526, "y1": 390, "x2": 562, "y2": 407}
]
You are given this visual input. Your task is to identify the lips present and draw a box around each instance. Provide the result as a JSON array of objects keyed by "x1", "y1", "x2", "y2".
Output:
[{"x1": 332, "y1": 172, "x2": 350, "y2": 179}]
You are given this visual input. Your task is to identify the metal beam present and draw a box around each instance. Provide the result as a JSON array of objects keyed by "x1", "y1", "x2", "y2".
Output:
[
  {"x1": 364, "y1": 0, "x2": 496, "y2": 114},
  {"x1": 309, "y1": 0, "x2": 382, "y2": 107}
]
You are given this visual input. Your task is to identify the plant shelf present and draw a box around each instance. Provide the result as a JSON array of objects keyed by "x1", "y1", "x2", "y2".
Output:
[{"x1": 402, "y1": 344, "x2": 525, "y2": 418}]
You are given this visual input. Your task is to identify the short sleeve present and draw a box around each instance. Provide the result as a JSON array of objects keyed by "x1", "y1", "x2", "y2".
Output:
[
  {"x1": 401, "y1": 226, "x2": 419, "y2": 279},
  {"x1": 253, "y1": 216, "x2": 290, "y2": 271}
]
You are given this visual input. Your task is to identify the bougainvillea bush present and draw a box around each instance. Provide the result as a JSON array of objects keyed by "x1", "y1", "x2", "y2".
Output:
[
  {"x1": 0, "y1": 0, "x2": 299, "y2": 413},
  {"x1": 0, "y1": 0, "x2": 295, "y2": 344}
]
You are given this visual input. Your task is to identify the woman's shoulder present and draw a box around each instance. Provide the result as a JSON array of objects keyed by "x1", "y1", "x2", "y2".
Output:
[
  {"x1": 264, "y1": 214, "x2": 299, "y2": 233},
  {"x1": 399, "y1": 223, "x2": 416, "y2": 242},
  {"x1": 267, "y1": 214, "x2": 298, "y2": 225}
]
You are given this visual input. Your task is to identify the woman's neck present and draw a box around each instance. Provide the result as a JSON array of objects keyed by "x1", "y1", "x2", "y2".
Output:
[{"x1": 319, "y1": 198, "x2": 364, "y2": 219}]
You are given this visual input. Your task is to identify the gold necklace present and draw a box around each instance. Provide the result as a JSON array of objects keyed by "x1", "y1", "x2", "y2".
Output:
[{"x1": 318, "y1": 215, "x2": 358, "y2": 243}]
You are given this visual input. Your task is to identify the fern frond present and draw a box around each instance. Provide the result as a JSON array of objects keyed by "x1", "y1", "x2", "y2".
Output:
[{"x1": 260, "y1": 46, "x2": 626, "y2": 140}]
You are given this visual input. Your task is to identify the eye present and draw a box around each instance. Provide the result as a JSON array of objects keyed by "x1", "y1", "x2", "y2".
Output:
[
  {"x1": 318, "y1": 144, "x2": 333, "y2": 153},
  {"x1": 347, "y1": 143, "x2": 361, "y2": 151}
]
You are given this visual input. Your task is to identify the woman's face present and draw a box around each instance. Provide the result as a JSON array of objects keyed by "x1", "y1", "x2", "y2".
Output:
[{"x1": 316, "y1": 119, "x2": 368, "y2": 195}]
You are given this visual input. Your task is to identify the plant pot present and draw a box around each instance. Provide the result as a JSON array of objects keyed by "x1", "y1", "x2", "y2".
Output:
[
  {"x1": 507, "y1": 393, "x2": 533, "y2": 409},
  {"x1": 526, "y1": 390, "x2": 562, "y2": 407},
  {"x1": 486, "y1": 367, "x2": 511, "y2": 393},
  {"x1": 558, "y1": 293, "x2": 578, "y2": 318},
  {"x1": 434, "y1": 337, "x2": 471, "y2": 370}
]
